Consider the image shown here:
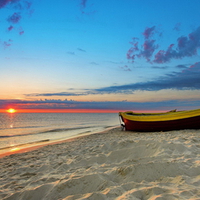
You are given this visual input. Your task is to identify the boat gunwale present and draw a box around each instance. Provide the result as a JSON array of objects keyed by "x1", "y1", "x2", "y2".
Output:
[{"x1": 119, "y1": 108, "x2": 200, "y2": 122}]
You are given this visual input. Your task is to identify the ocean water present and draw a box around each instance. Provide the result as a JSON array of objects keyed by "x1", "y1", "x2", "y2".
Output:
[{"x1": 0, "y1": 112, "x2": 119, "y2": 155}]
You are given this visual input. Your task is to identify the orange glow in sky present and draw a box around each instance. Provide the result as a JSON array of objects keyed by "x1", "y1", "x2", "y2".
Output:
[{"x1": 7, "y1": 108, "x2": 16, "y2": 113}]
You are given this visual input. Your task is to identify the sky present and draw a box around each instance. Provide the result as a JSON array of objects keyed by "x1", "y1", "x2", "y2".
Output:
[{"x1": 1, "y1": 0, "x2": 200, "y2": 112}]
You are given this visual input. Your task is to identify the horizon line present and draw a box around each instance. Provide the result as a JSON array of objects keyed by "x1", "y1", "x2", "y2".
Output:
[{"x1": 0, "y1": 108, "x2": 169, "y2": 113}]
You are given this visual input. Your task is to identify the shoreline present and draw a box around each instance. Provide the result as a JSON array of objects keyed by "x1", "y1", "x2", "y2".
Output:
[
  {"x1": 0, "y1": 126, "x2": 119, "y2": 159},
  {"x1": 0, "y1": 127, "x2": 200, "y2": 199}
]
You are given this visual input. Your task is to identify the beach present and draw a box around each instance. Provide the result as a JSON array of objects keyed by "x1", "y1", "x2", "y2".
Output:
[{"x1": 0, "y1": 127, "x2": 200, "y2": 200}]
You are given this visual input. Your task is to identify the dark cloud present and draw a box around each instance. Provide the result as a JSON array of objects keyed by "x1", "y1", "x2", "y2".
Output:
[
  {"x1": 80, "y1": 0, "x2": 87, "y2": 9},
  {"x1": 127, "y1": 26, "x2": 159, "y2": 63},
  {"x1": 2, "y1": 39, "x2": 12, "y2": 48},
  {"x1": 1, "y1": 0, "x2": 33, "y2": 48},
  {"x1": 0, "y1": 0, "x2": 32, "y2": 10},
  {"x1": 26, "y1": 92, "x2": 87, "y2": 97},
  {"x1": 0, "y1": 99, "x2": 76, "y2": 110},
  {"x1": 0, "y1": 0, "x2": 17, "y2": 8},
  {"x1": 25, "y1": 62, "x2": 200, "y2": 98},
  {"x1": 95, "y1": 62, "x2": 200, "y2": 93},
  {"x1": 7, "y1": 25, "x2": 14, "y2": 31},
  {"x1": 140, "y1": 39, "x2": 158, "y2": 62},
  {"x1": 13, "y1": 62, "x2": 200, "y2": 111},
  {"x1": 143, "y1": 26, "x2": 156, "y2": 39},
  {"x1": 1, "y1": 98, "x2": 200, "y2": 111},
  {"x1": 127, "y1": 38, "x2": 139, "y2": 61},
  {"x1": 15, "y1": 0, "x2": 32, "y2": 10},
  {"x1": 127, "y1": 26, "x2": 200, "y2": 64},
  {"x1": 19, "y1": 30, "x2": 24, "y2": 35},
  {"x1": 153, "y1": 27, "x2": 200, "y2": 63},
  {"x1": 77, "y1": 48, "x2": 86, "y2": 52},
  {"x1": 176, "y1": 64, "x2": 187, "y2": 69},
  {"x1": 7, "y1": 12, "x2": 21, "y2": 23}
]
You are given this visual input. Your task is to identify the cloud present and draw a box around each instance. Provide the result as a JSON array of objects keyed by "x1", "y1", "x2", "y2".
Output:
[
  {"x1": 0, "y1": 0, "x2": 32, "y2": 10},
  {"x1": 26, "y1": 92, "x2": 87, "y2": 97},
  {"x1": 95, "y1": 62, "x2": 200, "y2": 93},
  {"x1": 127, "y1": 26, "x2": 159, "y2": 63},
  {"x1": 127, "y1": 26, "x2": 200, "y2": 64},
  {"x1": 25, "y1": 62, "x2": 200, "y2": 99},
  {"x1": 143, "y1": 26, "x2": 156, "y2": 39},
  {"x1": 8, "y1": 25, "x2": 14, "y2": 31},
  {"x1": 173, "y1": 23, "x2": 181, "y2": 32},
  {"x1": 19, "y1": 30, "x2": 24, "y2": 35},
  {"x1": 151, "y1": 66, "x2": 168, "y2": 69},
  {"x1": 120, "y1": 65, "x2": 131, "y2": 71},
  {"x1": 127, "y1": 38, "x2": 139, "y2": 61},
  {"x1": 153, "y1": 26, "x2": 200, "y2": 63},
  {"x1": 25, "y1": 62, "x2": 200, "y2": 98},
  {"x1": 67, "y1": 51, "x2": 75, "y2": 55},
  {"x1": 7, "y1": 12, "x2": 21, "y2": 23},
  {"x1": 106, "y1": 60, "x2": 124, "y2": 65},
  {"x1": 13, "y1": 62, "x2": 200, "y2": 111},
  {"x1": 140, "y1": 39, "x2": 158, "y2": 62},
  {"x1": 1, "y1": 98, "x2": 200, "y2": 111},
  {"x1": 176, "y1": 64, "x2": 187, "y2": 69},
  {"x1": 80, "y1": 0, "x2": 87, "y2": 9},
  {"x1": 0, "y1": 0, "x2": 15, "y2": 8},
  {"x1": 79, "y1": 0, "x2": 96, "y2": 15},
  {"x1": 77, "y1": 48, "x2": 86, "y2": 52},
  {"x1": 2, "y1": 39, "x2": 13, "y2": 48},
  {"x1": 90, "y1": 62, "x2": 99, "y2": 65},
  {"x1": 79, "y1": 0, "x2": 87, "y2": 14},
  {"x1": 0, "y1": 0, "x2": 33, "y2": 47}
]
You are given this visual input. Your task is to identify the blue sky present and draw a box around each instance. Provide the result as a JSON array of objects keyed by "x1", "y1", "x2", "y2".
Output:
[{"x1": 1, "y1": 0, "x2": 200, "y2": 111}]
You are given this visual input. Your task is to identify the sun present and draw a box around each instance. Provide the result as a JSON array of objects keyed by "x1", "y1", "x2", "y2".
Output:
[{"x1": 7, "y1": 108, "x2": 16, "y2": 113}]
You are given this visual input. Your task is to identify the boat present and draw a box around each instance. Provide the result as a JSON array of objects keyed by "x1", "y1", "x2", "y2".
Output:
[{"x1": 119, "y1": 109, "x2": 200, "y2": 132}]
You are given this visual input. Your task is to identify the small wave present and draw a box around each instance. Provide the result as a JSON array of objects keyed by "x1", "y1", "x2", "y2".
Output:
[
  {"x1": 41, "y1": 126, "x2": 92, "y2": 133},
  {"x1": 77, "y1": 131, "x2": 92, "y2": 135},
  {"x1": 0, "y1": 126, "x2": 95, "y2": 138}
]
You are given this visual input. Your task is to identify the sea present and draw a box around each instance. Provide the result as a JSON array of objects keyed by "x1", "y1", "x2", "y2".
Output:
[{"x1": 0, "y1": 112, "x2": 119, "y2": 156}]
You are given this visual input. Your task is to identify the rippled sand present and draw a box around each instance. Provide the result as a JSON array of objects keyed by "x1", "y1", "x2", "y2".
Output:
[{"x1": 0, "y1": 127, "x2": 200, "y2": 199}]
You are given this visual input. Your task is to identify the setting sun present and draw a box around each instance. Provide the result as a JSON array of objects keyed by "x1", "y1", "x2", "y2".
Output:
[{"x1": 7, "y1": 108, "x2": 16, "y2": 113}]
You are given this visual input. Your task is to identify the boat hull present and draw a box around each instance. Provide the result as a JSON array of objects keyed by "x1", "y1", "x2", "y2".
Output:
[{"x1": 120, "y1": 115, "x2": 200, "y2": 132}]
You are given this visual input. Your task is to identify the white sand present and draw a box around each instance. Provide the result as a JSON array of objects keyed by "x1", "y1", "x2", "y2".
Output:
[{"x1": 0, "y1": 127, "x2": 200, "y2": 200}]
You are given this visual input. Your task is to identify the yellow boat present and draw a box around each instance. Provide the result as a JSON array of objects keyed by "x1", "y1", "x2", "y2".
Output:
[{"x1": 119, "y1": 108, "x2": 200, "y2": 131}]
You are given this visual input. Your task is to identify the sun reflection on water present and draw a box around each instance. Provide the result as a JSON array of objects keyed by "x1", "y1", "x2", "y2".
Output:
[{"x1": 10, "y1": 147, "x2": 20, "y2": 152}]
